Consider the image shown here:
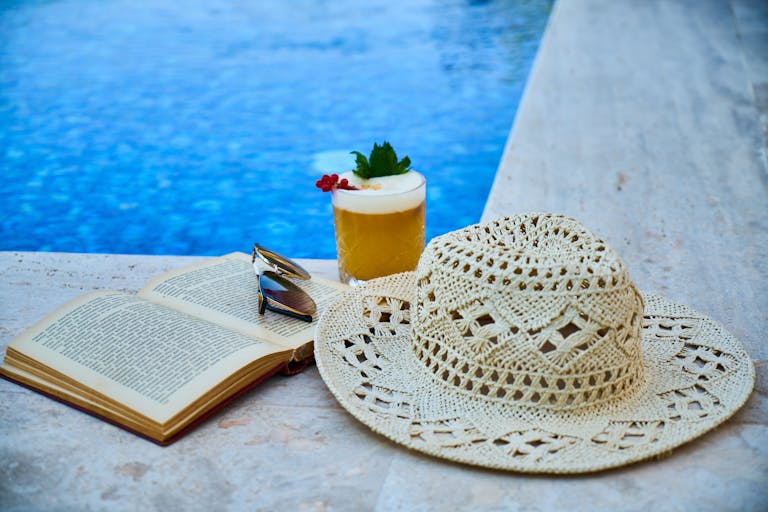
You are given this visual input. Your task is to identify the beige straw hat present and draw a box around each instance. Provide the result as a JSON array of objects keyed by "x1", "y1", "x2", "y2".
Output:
[{"x1": 314, "y1": 213, "x2": 755, "y2": 473}]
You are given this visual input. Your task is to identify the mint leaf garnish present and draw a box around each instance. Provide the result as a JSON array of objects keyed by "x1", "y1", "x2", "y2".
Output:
[
  {"x1": 351, "y1": 142, "x2": 412, "y2": 179},
  {"x1": 351, "y1": 151, "x2": 370, "y2": 178}
]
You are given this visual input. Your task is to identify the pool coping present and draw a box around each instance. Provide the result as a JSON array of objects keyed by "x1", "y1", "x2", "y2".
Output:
[
  {"x1": 479, "y1": 0, "x2": 767, "y2": 348},
  {"x1": 483, "y1": 0, "x2": 767, "y2": 223}
]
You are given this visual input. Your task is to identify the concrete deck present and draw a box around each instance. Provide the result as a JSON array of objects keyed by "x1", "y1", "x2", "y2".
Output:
[{"x1": 2, "y1": 0, "x2": 767, "y2": 510}]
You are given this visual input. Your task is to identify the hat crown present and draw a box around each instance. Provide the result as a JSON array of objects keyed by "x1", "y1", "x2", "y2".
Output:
[{"x1": 413, "y1": 214, "x2": 645, "y2": 410}]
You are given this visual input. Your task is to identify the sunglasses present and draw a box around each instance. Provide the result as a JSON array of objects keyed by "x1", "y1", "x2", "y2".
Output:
[{"x1": 251, "y1": 243, "x2": 317, "y2": 322}]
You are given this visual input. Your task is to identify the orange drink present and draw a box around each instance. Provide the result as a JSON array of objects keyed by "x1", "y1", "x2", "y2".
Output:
[{"x1": 332, "y1": 171, "x2": 426, "y2": 284}]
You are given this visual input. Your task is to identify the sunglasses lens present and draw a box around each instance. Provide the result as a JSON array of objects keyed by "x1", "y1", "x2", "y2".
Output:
[
  {"x1": 253, "y1": 243, "x2": 311, "y2": 280},
  {"x1": 260, "y1": 270, "x2": 317, "y2": 318}
]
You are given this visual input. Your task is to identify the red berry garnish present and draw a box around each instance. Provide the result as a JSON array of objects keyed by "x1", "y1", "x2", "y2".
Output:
[
  {"x1": 315, "y1": 173, "x2": 358, "y2": 192},
  {"x1": 337, "y1": 178, "x2": 357, "y2": 190}
]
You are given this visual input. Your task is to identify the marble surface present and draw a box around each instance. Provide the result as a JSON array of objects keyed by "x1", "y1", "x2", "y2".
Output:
[
  {"x1": 1, "y1": 252, "x2": 765, "y2": 511},
  {"x1": 2, "y1": 0, "x2": 767, "y2": 510}
]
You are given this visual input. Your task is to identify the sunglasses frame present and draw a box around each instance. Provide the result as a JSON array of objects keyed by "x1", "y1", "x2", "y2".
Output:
[{"x1": 252, "y1": 244, "x2": 316, "y2": 322}]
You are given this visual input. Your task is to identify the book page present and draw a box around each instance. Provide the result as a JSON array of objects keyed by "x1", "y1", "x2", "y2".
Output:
[
  {"x1": 139, "y1": 253, "x2": 347, "y2": 348},
  {"x1": 6, "y1": 291, "x2": 285, "y2": 422}
]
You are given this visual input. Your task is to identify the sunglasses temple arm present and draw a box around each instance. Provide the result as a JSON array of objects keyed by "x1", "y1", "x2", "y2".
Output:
[
  {"x1": 274, "y1": 308, "x2": 313, "y2": 323},
  {"x1": 258, "y1": 291, "x2": 267, "y2": 315}
]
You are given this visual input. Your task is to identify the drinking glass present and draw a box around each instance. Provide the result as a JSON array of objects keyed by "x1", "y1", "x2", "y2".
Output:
[{"x1": 331, "y1": 172, "x2": 426, "y2": 285}]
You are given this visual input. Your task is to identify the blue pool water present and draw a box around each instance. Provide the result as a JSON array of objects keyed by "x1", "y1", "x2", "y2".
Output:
[{"x1": 0, "y1": 0, "x2": 552, "y2": 258}]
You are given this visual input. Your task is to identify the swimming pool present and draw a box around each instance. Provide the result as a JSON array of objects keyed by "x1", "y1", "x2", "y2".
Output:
[{"x1": 0, "y1": 0, "x2": 552, "y2": 258}]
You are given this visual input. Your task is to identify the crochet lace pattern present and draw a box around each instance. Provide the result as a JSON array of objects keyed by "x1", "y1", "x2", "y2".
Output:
[{"x1": 315, "y1": 214, "x2": 755, "y2": 473}]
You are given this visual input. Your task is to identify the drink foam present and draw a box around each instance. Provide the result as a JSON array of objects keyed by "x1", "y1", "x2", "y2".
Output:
[{"x1": 332, "y1": 171, "x2": 425, "y2": 214}]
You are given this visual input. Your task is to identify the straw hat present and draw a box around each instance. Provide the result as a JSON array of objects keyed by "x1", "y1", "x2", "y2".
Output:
[{"x1": 314, "y1": 214, "x2": 755, "y2": 473}]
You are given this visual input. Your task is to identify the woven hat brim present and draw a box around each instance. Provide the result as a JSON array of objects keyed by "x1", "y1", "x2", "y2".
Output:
[{"x1": 314, "y1": 272, "x2": 755, "y2": 474}]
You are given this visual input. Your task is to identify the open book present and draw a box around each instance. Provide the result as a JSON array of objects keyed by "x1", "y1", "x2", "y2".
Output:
[{"x1": 0, "y1": 252, "x2": 347, "y2": 445}]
